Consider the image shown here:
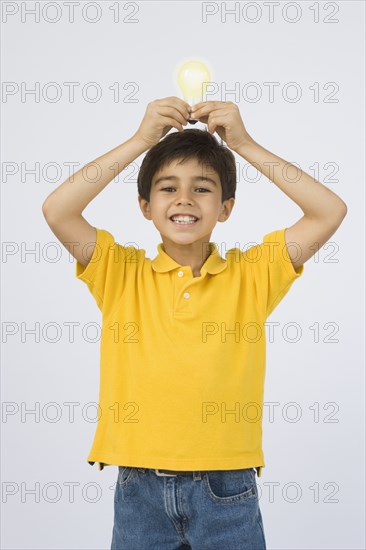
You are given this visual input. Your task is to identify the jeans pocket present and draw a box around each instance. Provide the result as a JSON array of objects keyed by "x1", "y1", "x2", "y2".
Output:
[
  {"x1": 204, "y1": 468, "x2": 257, "y2": 504},
  {"x1": 117, "y1": 466, "x2": 134, "y2": 488}
]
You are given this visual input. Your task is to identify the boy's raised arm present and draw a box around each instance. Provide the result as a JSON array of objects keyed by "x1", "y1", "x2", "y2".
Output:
[
  {"x1": 41, "y1": 135, "x2": 148, "y2": 267},
  {"x1": 41, "y1": 97, "x2": 191, "y2": 266},
  {"x1": 190, "y1": 100, "x2": 348, "y2": 271},
  {"x1": 42, "y1": 135, "x2": 148, "y2": 221}
]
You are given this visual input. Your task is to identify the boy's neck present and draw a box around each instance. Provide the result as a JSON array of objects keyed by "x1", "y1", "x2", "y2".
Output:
[{"x1": 161, "y1": 236, "x2": 213, "y2": 277}]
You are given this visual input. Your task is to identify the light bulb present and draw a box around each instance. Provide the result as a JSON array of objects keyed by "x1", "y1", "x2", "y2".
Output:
[{"x1": 176, "y1": 60, "x2": 211, "y2": 125}]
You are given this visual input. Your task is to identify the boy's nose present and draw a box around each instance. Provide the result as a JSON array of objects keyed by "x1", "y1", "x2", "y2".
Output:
[
  {"x1": 175, "y1": 195, "x2": 194, "y2": 204},
  {"x1": 175, "y1": 197, "x2": 193, "y2": 206}
]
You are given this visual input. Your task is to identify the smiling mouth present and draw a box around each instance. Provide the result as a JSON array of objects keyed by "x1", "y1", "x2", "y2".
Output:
[{"x1": 169, "y1": 217, "x2": 199, "y2": 225}]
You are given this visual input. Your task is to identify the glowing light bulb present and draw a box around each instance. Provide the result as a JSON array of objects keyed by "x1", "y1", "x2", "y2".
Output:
[{"x1": 176, "y1": 60, "x2": 211, "y2": 125}]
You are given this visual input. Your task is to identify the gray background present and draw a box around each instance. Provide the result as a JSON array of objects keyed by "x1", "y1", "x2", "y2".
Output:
[{"x1": 1, "y1": 1, "x2": 365, "y2": 549}]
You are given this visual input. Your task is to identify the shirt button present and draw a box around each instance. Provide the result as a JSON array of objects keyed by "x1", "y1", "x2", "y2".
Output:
[
  {"x1": 183, "y1": 292, "x2": 190, "y2": 299},
  {"x1": 178, "y1": 271, "x2": 184, "y2": 277}
]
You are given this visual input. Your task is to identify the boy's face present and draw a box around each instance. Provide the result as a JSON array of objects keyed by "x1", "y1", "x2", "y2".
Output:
[{"x1": 138, "y1": 157, "x2": 235, "y2": 251}]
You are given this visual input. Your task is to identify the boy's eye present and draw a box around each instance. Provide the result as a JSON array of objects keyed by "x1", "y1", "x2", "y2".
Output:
[{"x1": 160, "y1": 187, "x2": 210, "y2": 193}]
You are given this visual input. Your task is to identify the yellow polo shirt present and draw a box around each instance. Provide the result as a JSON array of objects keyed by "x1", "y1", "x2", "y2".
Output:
[{"x1": 75, "y1": 226, "x2": 304, "y2": 477}]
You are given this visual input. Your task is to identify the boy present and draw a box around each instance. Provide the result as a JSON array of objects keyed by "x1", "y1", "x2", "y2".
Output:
[{"x1": 42, "y1": 97, "x2": 347, "y2": 550}]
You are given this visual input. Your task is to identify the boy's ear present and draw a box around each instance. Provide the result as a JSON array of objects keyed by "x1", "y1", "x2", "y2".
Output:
[
  {"x1": 138, "y1": 195, "x2": 152, "y2": 220},
  {"x1": 218, "y1": 197, "x2": 235, "y2": 222}
]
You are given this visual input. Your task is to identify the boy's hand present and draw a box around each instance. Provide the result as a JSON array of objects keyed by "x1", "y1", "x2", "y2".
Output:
[
  {"x1": 133, "y1": 97, "x2": 191, "y2": 149},
  {"x1": 190, "y1": 101, "x2": 254, "y2": 151}
]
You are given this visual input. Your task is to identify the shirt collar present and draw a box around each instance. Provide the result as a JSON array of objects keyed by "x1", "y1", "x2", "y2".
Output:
[{"x1": 151, "y1": 242, "x2": 228, "y2": 275}]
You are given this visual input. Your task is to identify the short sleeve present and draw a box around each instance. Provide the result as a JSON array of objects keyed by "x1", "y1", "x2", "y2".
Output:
[
  {"x1": 246, "y1": 227, "x2": 304, "y2": 318},
  {"x1": 75, "y1": 227, "x2": 139, "y2": 313}
]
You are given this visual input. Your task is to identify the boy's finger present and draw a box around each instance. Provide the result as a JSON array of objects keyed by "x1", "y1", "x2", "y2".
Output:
[
  {"x1": 190, "y1": 106, "x2": 203, "y2": 117},
  {"x1": 192, "y1": 101, "x2": 221, "y2": 111},
  {"x1": 163, "y1": 97, "x2": 191, "y2": 119},
  {"x1": 174, "y1": 97, "x2": 192, "y2": 118},
  {"x1": 191, "y1": 107, "x2": 220, "y2": 120},
  {"x1": 174, "y1": 96, "x2": 192, "y2": 111},
  {"x1": 192, "y1": 101, "x2": 207, "y2": 110},
  {"x1": 191, "y1": 103, "x2": 218, "y2": 117}
]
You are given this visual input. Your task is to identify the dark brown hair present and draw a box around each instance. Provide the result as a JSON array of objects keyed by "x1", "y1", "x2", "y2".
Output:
[{"x1": 137, "y1": 128, "x2": 237, "y2": 203}]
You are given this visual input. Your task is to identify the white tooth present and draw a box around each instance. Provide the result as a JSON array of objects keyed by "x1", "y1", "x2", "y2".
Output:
[{"x1": 172, "y1": 216, "x2": 197, "y2": 222}]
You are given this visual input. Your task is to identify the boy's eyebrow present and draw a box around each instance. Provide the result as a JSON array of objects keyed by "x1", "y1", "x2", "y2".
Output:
[{"x1": 153, "y1": 175, "x2": 217, "y2": 186}]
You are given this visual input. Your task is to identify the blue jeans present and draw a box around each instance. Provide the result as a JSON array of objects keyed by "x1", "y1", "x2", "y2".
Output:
[{"x1": 111, "y1": 466, "x2": 266, "y2": 549}]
